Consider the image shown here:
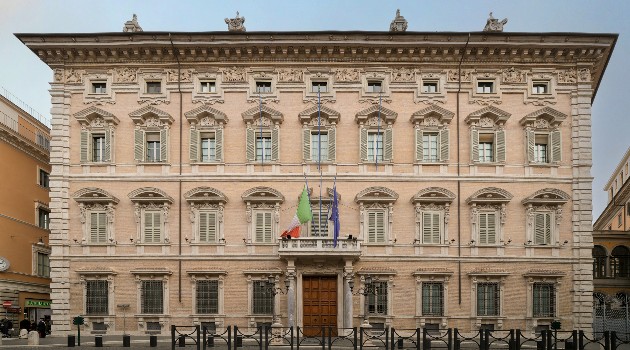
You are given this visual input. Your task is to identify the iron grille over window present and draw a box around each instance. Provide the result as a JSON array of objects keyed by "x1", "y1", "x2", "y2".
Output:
[
  {"x1": 367, "y1": 281, "x2": 388, "y2": 315},
  {"x1": 252, "y1": 280, "x2": 273, "y2": 314},
  {"x1": 86, "y1": 280, "x2": 109, "y2": 315},
  {"x1": 477, "y1": 282, "x2": 499, "y2": 316},
  {"x1": 141, "y1": 280, "x2": 164, "y2": 314},
  {"x1": 422, "y1": 282, "x2": 444, "y2": 316},
  {"x1": 533, "y1": 283, "x2": 556, "y2": 317},
  {"x1": 196, "y1": 280, "x2": 219, "y2": 314}
]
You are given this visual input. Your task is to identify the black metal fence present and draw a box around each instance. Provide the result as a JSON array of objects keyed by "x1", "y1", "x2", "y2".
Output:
[{"x1": 170, "y1": 325, "x2": 630, "y2": 350}]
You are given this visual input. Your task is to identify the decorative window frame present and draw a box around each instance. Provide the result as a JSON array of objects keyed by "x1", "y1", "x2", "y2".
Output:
[
  {"x1": 465, "y1": 106, "x2": 511, "y2": 164},
  {"x1": 355, "y1": 105, "x2": 397, "y2": 164},
  {"x1": 187, "y1": 269, "x2": 227, "y2": 328},
  {"x1": 520, "y1": 107, "x2": 567, "y2": 166},
  {"x1": 185, "y1": 104, "x2": 228, "y2": 164},
  {"x1": 468, "y1": 270, "x2": 510, "y2": 330},
  {"x1": 359, "y1": 71, "x2": 391, "y2": 103},
  {"x1": 304, "y1": 71, "x2": 336, "y2": 104},
  {"x1": 355, "y1": 187, "x2": 398, "y2": 244},
  {"x1": 523, "y1": 270, "x2": 564, "y2": 331},
  {"x1": 32, "y1": 243, "x2": 50, "y2": 277},
  {"x1": 466, "y1": 187, "x2": 513, "y2": 247},
  {"x1": 129, "y1": 106, "x2": 174, "y2": 164},
  {"x1": 524, "y1": 72, "x2": 557, "y2": 106},
  {"x1": 248, "y1": 70, "x2": 279, "y2": 103},
  {"x1": 470, "y1": 72, "x2": 502, "y2": 105},
  {"x1": 78, "y1": 268, "x2": 117, "y2": 332},
  {"x1": 192, "y1": 72, "x2": 225, "y2": 104},
  {"x1": 74, "y1": 106, "x2": 119, "y2": 164},
  {"x1": 415, "y1": 72, "x2": 447, "y2": 104},
  {"x1": 184, "y1": 187, "x2": 228, "y2": 244},
  {"x1": 128, "y1": 188, "x2": 174, "y2": 245},
  {"x1": 131, "y1": 268, "x2": 172, "y2": 333},
  {"x1": 299, "y1": 105, "x2": 339, "y2": 164},
  {"x1": 138, "y1": 71, "x2": 169, "y2": 105},
  {"x1": 413, "y1": 268, "x2": 453, "y2": 328},
  {"x1": 306, "y1": 187, "x2": 339, "y2": 237},
  {"x1": 83, "y1": 72, "x2": 115, "y2": 105},
  {"x1": 73, "y1": 188, "x2": 120, "y2": 245},
  {"x1": 243, "y1": 269, "x2": 283, "y2": 328},
  {"x1": 242, "y1": 105, "x2": 283, "y2": 163},
  {"x1": 522, "y1": 189, "x2": 570, "y2": 247},
  {"x1": 410, "y1": 105, "x2": 454, "y2": 163},
  {"x1": 242, "y1": 187, "x2": 284, "y2": 245},
  {"x1": 357, "y1": 269, "x2": 396, "y2": 327},
  {"x1": 411, "y1": 187, "x2": 456, "y2": 245}
]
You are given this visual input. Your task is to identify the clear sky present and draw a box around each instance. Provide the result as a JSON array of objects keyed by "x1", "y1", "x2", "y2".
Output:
[{"x1": 1, "y1": 0, "x2": 628, "y2": 219}]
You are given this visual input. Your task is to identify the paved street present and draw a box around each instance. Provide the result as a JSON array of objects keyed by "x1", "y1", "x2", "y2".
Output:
[{"x1": 0, "y1": 335, "x2": 178, "y2": 349}]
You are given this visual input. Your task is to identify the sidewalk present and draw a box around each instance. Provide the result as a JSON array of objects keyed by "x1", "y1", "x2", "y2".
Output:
[{"x1": 0, "y1": 334, "x2": 179, "y2": 349}]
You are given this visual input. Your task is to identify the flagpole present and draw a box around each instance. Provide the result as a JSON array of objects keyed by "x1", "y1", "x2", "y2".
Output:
[
  {"x1": 259, "y1": 94, "x2": 264, "y2": 167},
  {"x1": 376, "y1": 91, "x2": 382, "y2": 171},
  {"x1": 317, "y1": 86, "x2": 323, "y2": 236}
]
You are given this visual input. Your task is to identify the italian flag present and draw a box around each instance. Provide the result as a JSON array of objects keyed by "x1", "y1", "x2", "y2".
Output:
[{"x1": 281, "y1": 186, "x2": 312, "y2": 238}]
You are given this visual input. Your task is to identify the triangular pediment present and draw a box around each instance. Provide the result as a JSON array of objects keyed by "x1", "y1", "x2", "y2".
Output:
[
  {"x1": 242, "y1": 105, "x2": 284, "y2": 124},
  {"x1": 465, "y1": 106, "x2": 511, "y2": 125},
  {"x1": 185, "y1": 105, "x2": 228, "y2": 124},
  {"x1": 299, "y1": 105, "x2": 340, "y2": 124},
  {"x1": 410, "y1": 105, "x2": 454, "y2": 124},
  {"x1": 129, "y1": 105, "x2": 174, "y2": 124},
  {"x1": 519, "y1": 107, "x2": 567, "y2": 127},
  {"x1": 355, "y1": 105, "x2": 398, "y2": 124},
  {"x1": 73, "y1": 106, "x2": 119, "y2": 125}
]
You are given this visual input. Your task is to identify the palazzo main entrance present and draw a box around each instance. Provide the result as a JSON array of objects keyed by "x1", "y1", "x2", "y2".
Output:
[{"x1": 302, "y1": 275, "x2": 337, "y2": 336}]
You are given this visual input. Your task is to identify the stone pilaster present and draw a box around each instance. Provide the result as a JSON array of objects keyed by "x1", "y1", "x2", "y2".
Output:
[
  {"x1": 286, "y1": 260, "x2": 296, "y2": 328},
  {"x1": 343, "y1": 260, "x2": 354, "y2": 329}
]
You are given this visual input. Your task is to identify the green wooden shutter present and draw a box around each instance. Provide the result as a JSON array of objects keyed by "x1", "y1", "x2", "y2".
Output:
[
  {"x1": 255, "y1": 212, "x2": 272, "y2": 243},
  {"x1": 360, "y1": 127, "x2": 368, "y2": 161},
  {"x1": 80, "y1": 130, "x2": 90, "y2": 163},
  {"x1": 90, "y1": 212, "x2": 107, "y2": 243},
  {"x1": 439, "y1": 128, "x2": 449, "y2": 161},
  {"x1": 367, "y1": 211, "x2": 385, "y2": 243},
  {"x1": 271, "y1": 126, "x2": 279, "y2": 161},
  {"x1": 486, "y1": 213, "x2": 496, "y2": 244},
  {"x1": 550, "y1": 130, "x2": 561, "y2": 162},
  {"x1": 415, "y1": 129, "x2": 423, "y2": 162},
  {"x1": 303, "y1": 128, "x2": 311, "y2": 161},
  {"x1": 471, "y1": 129, "x2": 479, "y2": 162},
  {"x1": 422, "y1": 212, "x2": 441, "y2": 244},
  {"x1": 134, "y1": 129, "x2": 145, "y2": 162},
  {"x1": 160, "y1": 129, "x2": 168, "y2": 162},
  {"x1": 534, "y1": 212, "x2": 552, "y2": 245},
  {"x1": 246, "y1": 127, "x2": 255, "y2": 161},
  {"x1": 479, "y1": 212, "x2": 497, "y2": 244},
  {"x1": 104, "y1": 129, "x2": 112, "y2": 162},
  {"x1": 199, "y1": 212, "x2": 217, "y2": 242},
  {"x1": 383, "y1": 127, "x2": 393, "y2": 161},
  {"x1": 327, "y1": 127, "x2": 336, "y2": 162},
  {"x1": 189, "y1": 128, "x2": 199, "y2": 161},
  {"x1": 199, "y1": 212, "x2": 208, "y2": 242},
  {"x1": 495, "y1": 130, "x2": 506, "y2": 163},
  {"x1": 144, "y1": 212, "x2": 161, "y2": 243},
  {"x1": 367, "y1": 211, "x2": 377, "y2": 243},
  {"x1": 215, "y1": 128, "x2": 223, "y2": 162},
  {"x1": 526, "y1": 129, "x2": 535, "y2": 163}
]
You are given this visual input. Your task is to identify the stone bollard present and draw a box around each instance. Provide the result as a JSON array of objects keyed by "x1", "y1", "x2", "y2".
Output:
[
  {"x1": 28, "y1": 331, "x2": 40, "y2": 345},
  {"x1": 19, "y1": 328, "x2": 28, "y2": 339},
  {"x1": 0, "y1": 333, "x2": 2, "y2": 345}
]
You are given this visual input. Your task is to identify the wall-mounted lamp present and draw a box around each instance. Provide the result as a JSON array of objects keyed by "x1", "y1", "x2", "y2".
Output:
[
  {"x1": 109, "y1": 238, "x2": 117, "y2": 244},
  {"x1": 185, "y1": 236, "x2": 189, "y2": 242},
  {"x1": 219, "y1": 238, "x2": 226, "y2": 243},
  {"x1": 562, "y1": 240, "x2": 569, "y2": 246},
  {"x1": 73, "y1": 238, "x2": 78, "y2": 244},
  {"x1": 469, "y1": 240, "x2": 476, "y2": 246},
  {"x1": 130, "y1": 237, "x2": 134, "y2": 243},
  {"x1": 525, "y1": 240, "x2": 532, "y2": 246},
  {"x1": 413, "y1": 238, "x2": 420, "y2": 244},
  {"x1": 502, "y1": 238, "x2": 512, "y2": 246},
  {"x1": 448, "y1": 239, "x2": 456, "y2": 245}
]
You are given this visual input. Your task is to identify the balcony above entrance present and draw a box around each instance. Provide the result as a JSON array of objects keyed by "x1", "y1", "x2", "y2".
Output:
[{"x1": 278, "y1": 237, "x2": 361, "y2": 259}]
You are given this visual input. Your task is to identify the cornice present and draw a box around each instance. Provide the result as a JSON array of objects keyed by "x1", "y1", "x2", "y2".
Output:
[
  {"x1": 594, "y1": 180, "x2": 630, "y2": 230},
  {"x1": 0, "y1": 125, "x2": 49, "y2": 164}
]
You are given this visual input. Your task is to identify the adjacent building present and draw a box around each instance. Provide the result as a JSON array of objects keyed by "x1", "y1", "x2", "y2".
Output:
[
  {"x1": 0, "y1": 87, "x2": 51, "y2": 325},
  {"x1": 16, "y1": 13, "x2": 616, "y2": 335}
]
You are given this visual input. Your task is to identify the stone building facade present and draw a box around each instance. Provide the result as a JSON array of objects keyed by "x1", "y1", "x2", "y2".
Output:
[{"x1": 17, "y1": 20, "x2": 616, "y2": 335}]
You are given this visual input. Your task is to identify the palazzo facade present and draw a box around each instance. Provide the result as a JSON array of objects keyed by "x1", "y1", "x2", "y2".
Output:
[{"x1": 17, "y1": 14, "x2": 616, "y2": 335}]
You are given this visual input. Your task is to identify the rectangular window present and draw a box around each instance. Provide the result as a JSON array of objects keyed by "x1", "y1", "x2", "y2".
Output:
[
  {"x1": 86, "y1": 280, "x2": 109, "y2": 315},
  {"x1": 200, "y1": 133, "x2": 217, "y2": 162},
  {"x1": 366, "y1": 210, "x2": 386, "y2": 243},
  {"x1": 534, "y1": 134, "x2": 549, "y2": 163},
  {"x1": 533, "y1": 283, "x2": 555, "y2": 317},
  {"x1": 256, "y1": 133, "x2": 272, "y2": 161},
  {"x1": 90, "y1": 212, "x2": 107, "y2": 243},
  {"x1": 478, "y1": 133, "x2": 494, "y2": 163},
  {"x1": 92, "y1": 82, "x2": 107, "y2": 94},
  {"x1": 477, "y1": 282, "x2": 499, "y2": 316},
  {"x1": 422, "y1": 282, "x2": 444, "y2": 316},
  {"x1": 422, "y1": 133, "x2": 439, "y2": 162},
  {"x1": 36, "y1": 252, "x2": 50, "y2": 278},
  {"x1": 92, "y1": 135, "x2": 105, "y2": 162},
  {"x1": 200, "y1": 81, "x2": 216, "y2": 93},
  {"x1": 254, "y1": 211, "x2": 273, "y2": 243},
  {"x1": 311, "y1": 132, "x2": 329, "y2": 162},
  {"x1": 532, "y1": 82, "x2": 549, "y2": 95},
  {"x1": 38, "y1": 208, "x2": 50, "y2": 230},
  {"x1": 255, "y1": 81, "x2": 272, "y2": 94},
  {"x1": 367, "y1": 81, "x2": 382, "y2": 93},
  {"x1": 422, "y1": 212, "x2": 441, "y2": 244},
  {"x1": 39, "y1": 169, "x2": 49, "y2": 188},
  {"x1": 146, "y1": 133, "x2": 161, "y2": 162},
  {"x1": 310, "y1": 209, "x2": 329, "y2": 237},
  {"x1": 252, "y1": 280, "x2": 273, "y2": 314},
  {"x1": 143, "y1": 211, "x2": 161, "y2": 243},
  {"x1": 146, "y1": 82, "x2": 162, "y2": 94},
  {"x1": 196, "y1": 280, "x2": 219, "y2": 314},
  {"x1": 311, "y1": 81, "x2": 328, "y2": 93},
  {"x1": 198, "y1": 211, "x2": 217, "y2": 243},
  {"x1": 478, "y1": 212, "x2": 497, "y2": 245},
  {"x1": 367, "y1": 281, "x2": 388, "y2": 315},
  {"x1": 477, "y1": 81, "x2": 494, "y2": 94},
  {"x1": 141, "y1": 280, "x2": 164, "y2": 314},
  {"x1": 534, "y1": 212, "x2": 552, "y2": 245},
  {"x1": 367, "y1": 132, "x2": 383, "y2": 162},
  {"x1": 422, "y1": 81, "x2": 439, "y2": 93}
]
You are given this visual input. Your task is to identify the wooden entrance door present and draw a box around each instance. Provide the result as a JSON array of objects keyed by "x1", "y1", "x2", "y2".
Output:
[{"x1": 302, "y1": 276, "x2": 337, "y2": 336}]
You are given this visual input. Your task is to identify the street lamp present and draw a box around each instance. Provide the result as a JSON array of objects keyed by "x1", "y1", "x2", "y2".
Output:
[
  {"x1": 264, "y1": 275, "x2": 290, "y2": 326},
  {"x1": 349, "y1": 275, "x2": 378, "y2": 326}
]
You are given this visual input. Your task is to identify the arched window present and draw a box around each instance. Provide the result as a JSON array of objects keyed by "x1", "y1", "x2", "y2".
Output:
[
  {"x1": 611, "y1": 246, "x2": 630, "y2": 278},
  {"x1": 592, "y1": 246, "x2": 607, "y2": 278}
]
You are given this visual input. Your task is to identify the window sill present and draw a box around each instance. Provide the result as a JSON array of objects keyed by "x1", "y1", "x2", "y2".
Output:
[
  {"x1": 189, "y1": 242, "x2": 226, "y2": 246},
  {"x1": 191, "y1": 161, "x2": 224, "y2": 165},
  {"x1": 192, "y1": 313, "x2": 225, "y2": 317},
  {"x1": 525, "y1": 244, "x2": 560, "y2": 248},
  {"x1": 136, "y1": 243, "x2": 171, "y2": 246},
  {"x1": 82, "y1": 243, "x2": 116, "y2": 247},
  {"x1": 138, "y1": 162, "x2": 171, "y2": 165},
  {"x1": 246, "y1": 242, "x2": 278, "y2": 246},
  {"x1": 415, "y1": 161, "x2": 448, "y2": 165},
  {"x1": 472, "y1": 162, "x2": 505, "y2": 166},
  {"x1": 527, "y1": 163, "x2": 559, "y2": 168},
  {"x1": 80, "y1": 162, "x2": 114, "y2": 166}
]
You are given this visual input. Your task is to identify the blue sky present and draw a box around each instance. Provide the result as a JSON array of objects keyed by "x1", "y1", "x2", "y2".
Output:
[{"x1": 1, "y1": 0, "x2": 628, "y2": 218}]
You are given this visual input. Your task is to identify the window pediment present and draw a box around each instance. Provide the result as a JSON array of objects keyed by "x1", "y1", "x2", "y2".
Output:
[
  {"x1": 307, "y1": 187, "x2": 341, "y2": 203},
  {"x1": 357, "y1": 267, "x2": 397, "y2": 276},
  {"x1": 241, "y1": 105, "x2": 283, "y2": 125},
  {"x1": 410, "y1": 105, "x2": 454, "y2": 126},
  {"x1": 186, "y1": 269, "x2": 227, "y2": 276},
  {"x1": 77, "y1": 267, "x2": 117, "y2": 276},
  {"x1": 74, "y1": 106, "x2": 119, "y2": 127},
  {"x1": 73, "y1": 188, "x2": 119, "y2": 204},
  {"x1": 355, "y1": 105, "x2": 397, "y2": 125},
  {"x1": 523, "y1": 270, "x2": 565, "y2": 278},
  {"x1": 519, "y1": 107, "x2": 567, "y2": 128},
  {"x1": 522, "y1": 188, "x2": 569, "y2": 206},
  {"x1": 128, "y1": 187, "x2": 174, "y2": 204},
  {"x1": 468, "y1": 269, "x2": 510, "y2": 278},
  {"x1": 185, "y1": 104, "x2": 228, "y2": 126},
  {"x1": 466, "y1": 187, "x2": 513, "y2": 204},
  {"x1": 465, "y1": 106, "x2": 511, "y2": 126},
  {"x1": 411, "y1": 187, "x2": 455, "y2": 205},
  {"x1": 241, "y1": 186, "x2": 284, "y2": 204},
  {"x1": 184, "y1": 187, "x2": 228, "y2": 204},
  {"x1": 299, "y1": 105, "x2": 340, "y2": 125},
  {"x1": 130, "y1": 268, "x2": 172, "y2": 277},
  {"x1": 129, "y1": 105, "x2": 174, "y2": 126},
  {"x1": 355, "y1": 186, "x2": 398, "y2": 203},
  {"x1": 413, "y1": 268, "x2": 454, "y2": 277}
]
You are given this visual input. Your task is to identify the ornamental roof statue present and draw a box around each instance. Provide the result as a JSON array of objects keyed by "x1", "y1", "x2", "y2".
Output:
[
  {"x1": 225, "y1": 11, "x2": 246, "y2": 32},
  {"x1": 483, "y1": 12, "x2": 508, "y2": 32},
  {"x1": 122, "y1": 14, "x2": 143, "y2": 33},
  {"x1": 389, "y1": 9, "x2": 408, "y2": 32}
]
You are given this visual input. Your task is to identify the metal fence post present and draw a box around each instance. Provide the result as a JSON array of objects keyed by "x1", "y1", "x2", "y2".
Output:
[
  {"x1": 322, "y1": 327, "x2": 325, "y2": 350},
  {"x1": 578, "y1": 330, "x2": 584, "y2": 350},
  {"x1": 234, "y1": 325, "x2": 238, "y2": 350},
  {"x1": 328, "y1": 327, "x2": 332, "y2": 350},
  {"x1": 391, "y1": 327, "x2": 395, "y2": 350},
  {"x1": 354, "y1": 327, "x2": 358, "y2": 350},
  {"x1": 516, "y1": 329, "x2": 521, "y2": 350},
  {"x1": 290, "y1": 326, "x2": 294, "y2": 350},
  {"x1": 360, "y1": 327, "x2": 364, "y2": 350},
  {"x1": 260, "y1": 326, "x2": 264, "y2": 350},
  {"x1": 386, "y1": 326, "x2": 389, "y2": 350},
  {"x1": 604, "y1": 331, "x2": 610, "y2": 350},
  {"x1": 479, "y1": 329, "x2": 484, "y2": 350},
  {"x1": 264, "y1": 326, "x2": 269, "y2": 350},
  {"x1": 228, "y1": 326, "x2": 232, "y2": 350},
  {"x1": 423, "y1": 327, "x2": 430, "y2": 350},
  {"x1": 454, "y1": 328, "x2": 460, "y2": 350},
  {"x1": 448, "y1": 328, "x2": 453, "y2": 350},
  {"x1": 611, "y1": 331, "x2": 617, "y2": 350},
  {"x1": 197, "y1": 325, "x2": 201, "y2": 350},
  {"x1": 417, "y1": 328, "x2": 422, "y2": 350},
  {"x1": 171, "y1": 325, "x2": 176, "y2": 350},
  {"x1": 546, "y1": 330, "x2": 553, "y2": 350}
]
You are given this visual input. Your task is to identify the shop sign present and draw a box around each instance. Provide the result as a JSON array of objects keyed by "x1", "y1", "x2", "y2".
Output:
[
  {"x1": 25, "y1": 299, "x2": 51, "y2": 308},
  {"x1": 7, "y1": 307, "x2": 21, "y2": 313},
  {"x1": 2, "y1": 301, "x2": 12, "y2": 308}
]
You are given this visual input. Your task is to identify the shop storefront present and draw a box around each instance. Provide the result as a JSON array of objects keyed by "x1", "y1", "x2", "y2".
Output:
[{"x1": 23, "y1": 299, "x2": 51, "y2": 323}]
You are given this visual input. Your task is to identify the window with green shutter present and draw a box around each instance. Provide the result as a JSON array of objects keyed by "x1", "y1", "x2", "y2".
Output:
[
  {"x1": 198, "y1": 211, "x2": 218, "y2": 243},
  {"x1": 534, "y1": 212, "x2": 552, "y2": 245},
  {"x1": 367, "y1": 210, "x2": 386, "y2": 243},
  {"x1": 422, "y1": 212, "x2": 441, "y2": 244},
  {"x1": 90, "y1": 212, "x2": 107, "y2": 243},
  {"x1": 478, "y1": 212, "x2": 497, "y2": 245},
  {"x1": 254, "y1": 211, "x2": 273, "y2": 243},
  {"x1": 143, "y1": 211, "x2": 162, "y2": 243}
]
